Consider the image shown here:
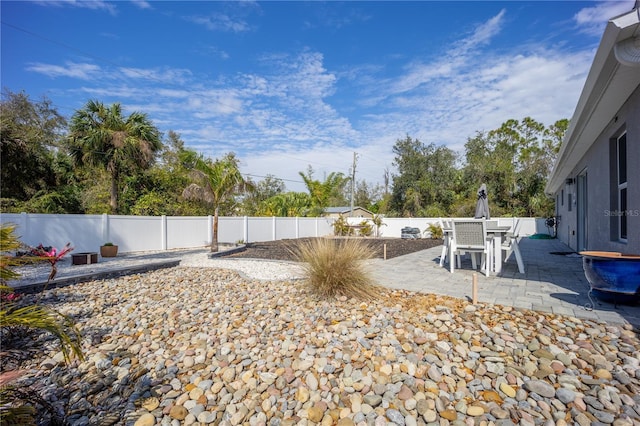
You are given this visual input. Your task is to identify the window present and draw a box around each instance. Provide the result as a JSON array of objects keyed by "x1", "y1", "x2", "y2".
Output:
[{"x1": 618, "y1": 132, "x2": 627, "y2": 241}]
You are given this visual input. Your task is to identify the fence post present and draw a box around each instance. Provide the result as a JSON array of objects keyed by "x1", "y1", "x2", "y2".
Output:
[
  {"x1": 20, "y1": 212, "x2": 28, "y2": 242},
  {"x1": 272, "y1": 216, "x2": 276, "y2": 241},
  {"x1": 295, "y1": 217, "x2": 299, "y2": 238},
  {"x1": 101, "y1": 213, "x2": 109, "y2": 243},
  {"x1": 244, "y1": 216, "x2": 249, "y2": 243},
  {"x1": 161, "y1": 215, "x2": 167, "y2": 250}
]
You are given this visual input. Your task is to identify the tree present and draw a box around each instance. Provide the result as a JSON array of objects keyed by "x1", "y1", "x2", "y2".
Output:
[
  {"x1": 0, "y1": 90, "x2": 66, "y2": 203},
  {"x1": 389, "y1": 136, "x2": 459, "y2": 217},
  {"x1": 182, "y1": 153, "x2": 254, "y2": 252},
  {"x1": 461, "y1": 117, "x2": 567, "y2": 217},
  {"x1": 241, "y1": 174, "x2": 286, "y2": 215},
  {"x1": 258, "y1": 192, "x2": 311, "y2": 217},
  {"x1": 299, "y1": 166, "x2": 349, "y2": 216},
  {"x1": 122, "y1": 131, "x2": 205, "y2": 216},
  {"x1": 353, "y1": 180, "x2": 384, "y2": 212},
  {"x1": 68, "y1": 100, "x2": 162, "y2": 214}
]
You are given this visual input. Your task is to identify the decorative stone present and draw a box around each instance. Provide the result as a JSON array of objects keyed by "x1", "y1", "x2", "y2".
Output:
[
  {"x1": 555, "y1": 388, "x2": 576, "y2": 404},
  {"x1": 134, "y1": 413, "x2": 156, "y2": 426},
  {"x1": 467, "y1": 406, "x2": 484, "y2": 416},
  {"x1": 385, "y1": 409, "x2": 405, "y2": 425},
  {"x1": 500, "y1": 383, "x2": 516, "y2": 398},
  {"x1": 363, "y1": 394, "x2": 382, "y2": 407},
  {"x1": 141, "y1": 397, "x2": 160, "y2": 411},
  {"x1": 169, "y1": 405, "x2": 188, "y2": 420},
  {"x1": 440, "y1": 409, "x2": 457, "y2": 421},
  {"x1": 595, "y1": 369, "x2": 613, "y2": 380},
  {"x1": 522, "y1": 380, "x2": 555, "y2": 398},
  {"x1": 308, "y1": 406, "x2": 324, "y2": 423}
]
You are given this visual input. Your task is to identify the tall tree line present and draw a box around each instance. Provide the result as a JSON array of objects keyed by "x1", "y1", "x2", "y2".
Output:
[
  {"x1": 389, "y1": 117, "x2": 567, "y2": 218},
  {"x1": 1, "y1": 90, "x2": 566, "y2": 218}
]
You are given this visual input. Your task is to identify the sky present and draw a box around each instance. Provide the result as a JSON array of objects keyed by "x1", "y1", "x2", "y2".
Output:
[{"x1": 1, "y1": 0, "x2": 636, "y2": 193}]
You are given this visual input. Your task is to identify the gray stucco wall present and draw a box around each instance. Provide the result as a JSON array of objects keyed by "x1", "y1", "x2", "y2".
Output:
[{"x1": 553, "y1": 85, "x2": 639, "y2": 254}]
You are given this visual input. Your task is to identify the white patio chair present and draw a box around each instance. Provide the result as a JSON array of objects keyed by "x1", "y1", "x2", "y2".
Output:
[
  {"x1": 449, "y1": 219, "x2": 492, "y2": 277},
  {"x1": 502, "y1": 219, "x2": 525, "y2": 273}
]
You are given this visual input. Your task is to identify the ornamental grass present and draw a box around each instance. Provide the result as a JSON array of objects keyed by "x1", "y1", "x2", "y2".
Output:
[{"x1": 291, "y1": 237, "x2": 380, "y2": 300}]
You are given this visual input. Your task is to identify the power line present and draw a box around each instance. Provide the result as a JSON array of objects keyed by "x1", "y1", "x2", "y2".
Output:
[{"x1": 243, "y1": 173, "x2": 305, "y2": 185}]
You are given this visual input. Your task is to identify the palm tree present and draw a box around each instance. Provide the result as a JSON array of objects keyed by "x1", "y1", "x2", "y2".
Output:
[
  {"x1": 259, "y1": 192, "x2": 311, "y2": 217},
  {"x1": 299, "y1": 167, "x2": 349, "y2": 216},
  {"x1": 68, "y1": 100, "x2": 162, "y2": 214},
  {"x1": 1, "y1": 224, "x2": 83, "y2": 423},
  {"x1": 182, "y1": 153, "x2": 254, "y2": 252}
]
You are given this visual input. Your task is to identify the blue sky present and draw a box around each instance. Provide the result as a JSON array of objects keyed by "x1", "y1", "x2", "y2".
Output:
[{"x1": 1, "y1": 0, "x2": 635, "y2": 192}]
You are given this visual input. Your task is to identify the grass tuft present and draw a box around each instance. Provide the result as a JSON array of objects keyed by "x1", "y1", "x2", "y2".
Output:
[{"x1": 291, "y1": 238, "x2": 380, "y2": 300}]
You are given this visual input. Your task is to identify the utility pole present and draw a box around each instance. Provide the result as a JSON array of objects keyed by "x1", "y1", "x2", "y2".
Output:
[{"x1": 350, "y1": 152, "x2": 357, "y2": 217}]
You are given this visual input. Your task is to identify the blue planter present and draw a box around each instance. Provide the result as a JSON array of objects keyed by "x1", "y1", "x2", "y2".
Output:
[{"x1": 580, "y1": 251, "x2": 640, "y2": 304}]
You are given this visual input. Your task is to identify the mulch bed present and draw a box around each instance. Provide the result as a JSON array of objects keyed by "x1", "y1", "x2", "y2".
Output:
[{"x1": 222, "y1": 237, "x2": 443, "y2": 261}]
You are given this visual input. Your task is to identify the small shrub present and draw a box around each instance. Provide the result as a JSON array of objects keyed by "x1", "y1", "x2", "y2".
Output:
[
  {"x1": 292, "y1": 238, "x2": 380, "y2": 300},
  {"x1": 358, "y1": 220, "x2": 373, "y2": 237},
  {"x1": 332, "y1": 215, "x2": 353, "y2": 236},
  {"x1": 425, "y1": 222, "x2": 443, "y2": 239}
]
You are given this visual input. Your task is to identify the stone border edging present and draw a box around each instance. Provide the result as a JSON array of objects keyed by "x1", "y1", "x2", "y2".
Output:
[
  {"x1": 13, "y1": 260, "x2": 181, "y2": 294},
  {"x1": 208, "y1": 244, "x2": 246, "y2": 258}
]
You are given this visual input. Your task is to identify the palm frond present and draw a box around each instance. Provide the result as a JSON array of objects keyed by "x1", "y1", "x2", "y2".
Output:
[{"x1": 0, "y1": 304, "x2": 84, "y2": 363}]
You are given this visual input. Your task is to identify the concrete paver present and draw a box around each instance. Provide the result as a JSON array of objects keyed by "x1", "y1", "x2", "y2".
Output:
[{"x1": 367, "y1": 237, "x2": 640, "y2": 327}]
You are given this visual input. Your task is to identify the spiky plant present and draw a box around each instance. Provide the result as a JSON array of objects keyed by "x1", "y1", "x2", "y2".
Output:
[
  {"x1": 426, "y1": 222, "x2": 443, "y2": 239},
  {"x1": 0, "y1": 225, "x2": 23, "y2": 284},
  {"x1": 0, "y1": 224, "x2": 84, "y2": 423},
  {"x1": 292, "y1": 238, "x2": 380, "y2": 300}
]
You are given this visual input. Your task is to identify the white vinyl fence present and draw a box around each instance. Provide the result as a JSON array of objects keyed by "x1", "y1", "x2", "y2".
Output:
[{"x1": 0, "y1": 213, "x2": 552, "y2": 254}]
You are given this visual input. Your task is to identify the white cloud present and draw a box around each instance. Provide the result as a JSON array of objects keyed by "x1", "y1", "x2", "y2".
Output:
[
  {"x1": 456, "y1": 9, "x2": 506, "y2": 54},
  {"x1": 573, "y1": 0, "x2": 636, "y2": 36},
  {"x1": 382, "y1": 10, "x2": 506, "y2": 97},
  {"x1": 186, "y1": 13, "x2": 251, "y2": 32},
  {"x1": 131, "y1": 0, "x2": 152, "y2": 10},
  {"x1": 26, "y1": 61, "x2": 101, "y2": 80},
  {"x1": 34, "y1": 0, "x2": 117, "y2": 15},
  {"x1": 118, "y1": 67, "x2": 192, "y2": 84},
  {"x1": 29, "y1": 8, "x2": 598, "y2": 192}
]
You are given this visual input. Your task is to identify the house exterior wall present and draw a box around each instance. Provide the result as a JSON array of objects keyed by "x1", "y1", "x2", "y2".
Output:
[
  {"x1": 324, "y1": 207, "x2": 374, "y2": 218},
  {"x1": 553, "y1": 85, "x2": 639, "y2": 254}
]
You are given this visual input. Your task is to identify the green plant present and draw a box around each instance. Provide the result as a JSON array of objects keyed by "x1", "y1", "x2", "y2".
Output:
[
  {"x1": 0, "y1": 224, "x2": 84, "y2": 423},
  {"x1": 371, "y1": 214, "x2": 386, "y2": 237},
  {"x1": 291, "y1": 238, "x2": 380, "y2": 300},
  {"x1": 358, "y1": 220, "x2": 373, "y2": 237},
  {"x1": 332, "y1": 215, "x2": 353, "y2": 236},
  {"x1": 426, "y1": 222, "x2": 443, "y2": 239},
  {"x1": 103, "y1": 242, "x2": 114, "y2": 246}
]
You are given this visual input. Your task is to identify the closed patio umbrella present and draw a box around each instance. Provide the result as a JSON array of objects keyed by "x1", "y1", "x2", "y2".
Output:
[{"x1": 474, "y1": 183, "x2": 490, "y2": 219}]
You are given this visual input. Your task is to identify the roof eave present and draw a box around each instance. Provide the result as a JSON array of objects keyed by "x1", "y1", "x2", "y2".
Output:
[{"x1": 545, "y1": 8, "x2": 640, "y2": 195}]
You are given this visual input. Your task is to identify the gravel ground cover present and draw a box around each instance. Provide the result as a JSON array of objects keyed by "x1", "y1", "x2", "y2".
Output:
[
  {"x1": 224, "y1": 238, "x2": 443, "y2": 261},
  {"x1": 6, "y1": 264, "x2": 640, "y2": 426}
]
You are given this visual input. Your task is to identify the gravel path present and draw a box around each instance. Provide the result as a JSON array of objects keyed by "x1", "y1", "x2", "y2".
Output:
[{"x1": 6, "y1": 258, "x2": 640, "y2": 426}]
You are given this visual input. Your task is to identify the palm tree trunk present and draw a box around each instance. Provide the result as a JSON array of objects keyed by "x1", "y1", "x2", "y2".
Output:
[
  {"x1": 211, "y1": 207, "x2": 219, "y2": 252},
  {"x1": 110, "y1": 169, "x2": 118, "y2": 214}
]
